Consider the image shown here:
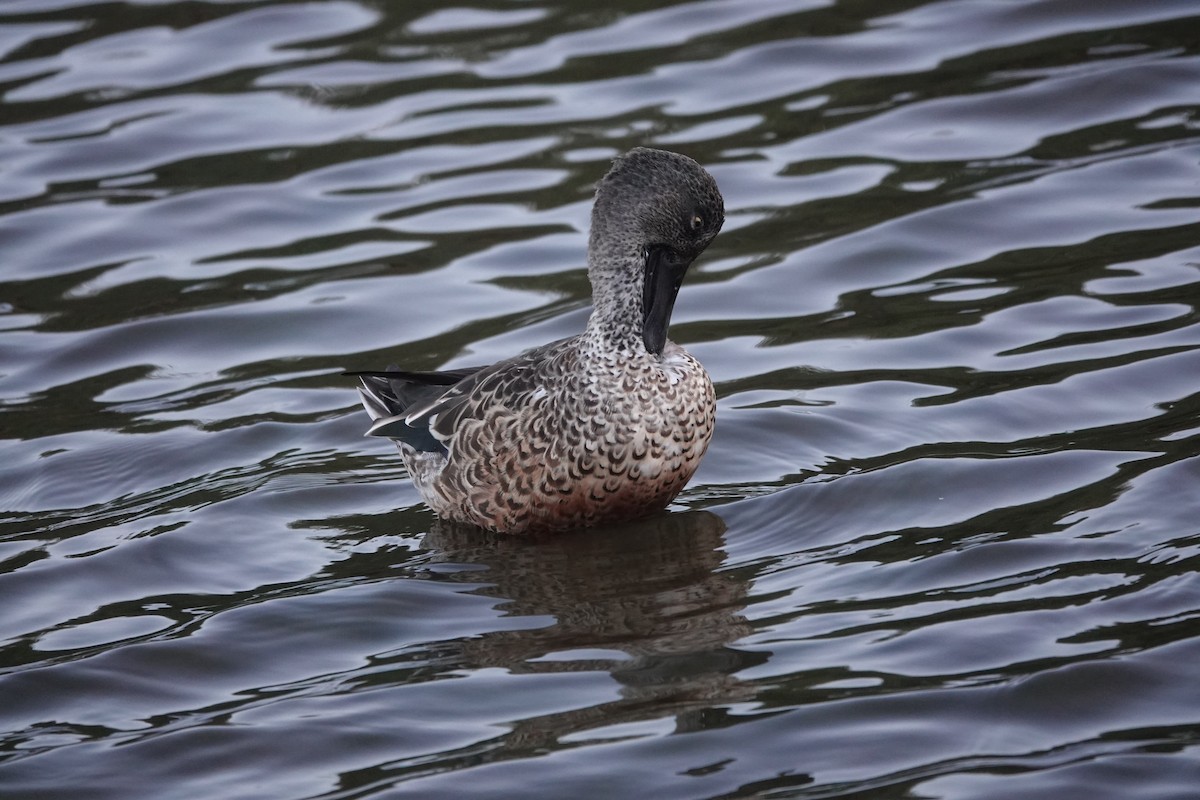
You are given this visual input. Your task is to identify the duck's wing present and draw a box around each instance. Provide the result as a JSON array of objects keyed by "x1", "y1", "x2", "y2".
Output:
[{"x1": 349, "y1": 337, "x2": 573, "y2": 454}]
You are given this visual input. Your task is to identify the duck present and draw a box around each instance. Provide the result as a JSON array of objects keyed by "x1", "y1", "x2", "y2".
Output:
[{"x1": 350, "y1": 147, "x2": 724, "y2": 534}]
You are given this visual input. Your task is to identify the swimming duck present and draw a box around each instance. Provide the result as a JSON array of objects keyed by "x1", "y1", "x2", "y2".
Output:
[{"x1": 351, "y1": 147, "x2": 724, "y2": 534}]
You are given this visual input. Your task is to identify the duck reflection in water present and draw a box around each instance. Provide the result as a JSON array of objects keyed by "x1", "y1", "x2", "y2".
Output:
[{"x1": 353, "y1": 511, "x2": 763, "y2": 767}]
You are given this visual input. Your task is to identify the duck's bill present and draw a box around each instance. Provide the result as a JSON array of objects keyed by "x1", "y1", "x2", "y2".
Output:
[{"x1": 642, "y1": 245, "x2": 691, "y2": 356}]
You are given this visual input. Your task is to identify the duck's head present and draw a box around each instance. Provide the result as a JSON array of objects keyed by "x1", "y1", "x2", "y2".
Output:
[{"x1": 589, "y1": 148, "x2": 725, "y2": 355}]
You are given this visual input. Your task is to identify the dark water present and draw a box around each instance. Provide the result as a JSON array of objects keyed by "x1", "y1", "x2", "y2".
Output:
[{"x1": 3, "y1": 1, "x2": 1200, "y2": 797}]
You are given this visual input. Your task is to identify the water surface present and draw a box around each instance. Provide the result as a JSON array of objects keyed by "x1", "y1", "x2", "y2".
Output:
[{"x1": 2, "y1": 1, "x2": 1200, "y2": 798}]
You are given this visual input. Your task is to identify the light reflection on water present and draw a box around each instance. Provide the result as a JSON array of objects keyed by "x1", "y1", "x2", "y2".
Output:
[{"x1": 2, "y1": 1, "x2": 1200, "y2": 798}]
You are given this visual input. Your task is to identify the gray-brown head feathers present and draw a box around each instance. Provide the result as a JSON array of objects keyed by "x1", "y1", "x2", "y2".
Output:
[{"x1": 589, "y1": 148, "x2": 725, "y2": 266}]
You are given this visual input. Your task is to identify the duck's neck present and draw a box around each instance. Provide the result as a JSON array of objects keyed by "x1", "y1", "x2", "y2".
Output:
[{"x1": 584, "y1": 250, "x2": 648, "y2": 355}]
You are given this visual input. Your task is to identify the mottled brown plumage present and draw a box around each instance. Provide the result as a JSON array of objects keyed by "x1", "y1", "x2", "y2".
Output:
[{"x1": 352, "y1": 148, "x2": 724, "y2": 534}]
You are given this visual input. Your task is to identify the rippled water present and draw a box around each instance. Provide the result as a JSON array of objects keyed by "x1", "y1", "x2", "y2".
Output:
[{"x1": 3, "y1": 1, "x2": 1200, "y2": 797}]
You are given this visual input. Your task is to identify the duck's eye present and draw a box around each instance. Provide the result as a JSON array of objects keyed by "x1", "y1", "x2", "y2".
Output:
[{"x1": 690, "y1": 213, "x2": 704, "y2": 231}]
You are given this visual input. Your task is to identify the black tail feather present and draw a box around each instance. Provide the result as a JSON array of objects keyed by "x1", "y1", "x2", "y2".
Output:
[{"x1": 347, "y1": 366, "x2": 484, "y2": 453}]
